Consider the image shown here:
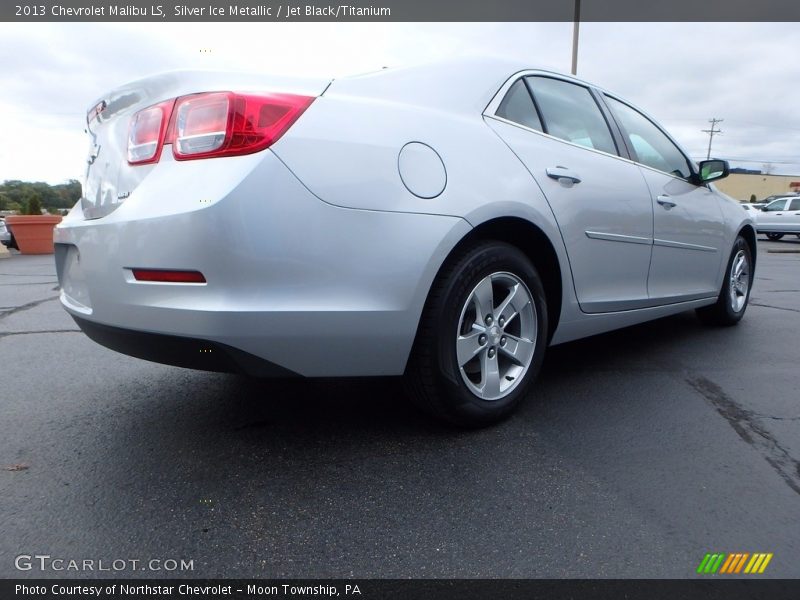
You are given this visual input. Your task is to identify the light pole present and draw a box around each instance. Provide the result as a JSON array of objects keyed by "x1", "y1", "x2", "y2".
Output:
[{"x1": 571, "y1": 0, "x2": 581, "y2": 76}]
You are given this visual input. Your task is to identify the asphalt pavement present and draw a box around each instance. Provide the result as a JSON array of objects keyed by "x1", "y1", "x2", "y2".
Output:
[{"x1": 1, "y1": 236, "x2": 799, "y2": 579}]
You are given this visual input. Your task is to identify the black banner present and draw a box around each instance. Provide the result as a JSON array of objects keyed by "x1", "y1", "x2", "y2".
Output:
[
  {"x1": 3, "y1": 579, "x2": 800, "y2": 600},
  {"x1": 3, "y1": 0, "x2": 800, "y2": 22}
]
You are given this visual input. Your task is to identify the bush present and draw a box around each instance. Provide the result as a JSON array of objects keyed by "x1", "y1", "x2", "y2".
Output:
[
  {"x1": 749, "y1": 194, "x2": 757, "y2": 203},
  {"x1": 24, "y1": 195, "x2": 42, "y2": 215}
]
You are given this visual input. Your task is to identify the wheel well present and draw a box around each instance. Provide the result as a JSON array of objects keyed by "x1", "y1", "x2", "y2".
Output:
[
  {"x1": 739, "y1": 224, "x2": 757, "y2": 269},
  {"x1": 444, "y1": 217, "x2": 563, "y2": 342}
]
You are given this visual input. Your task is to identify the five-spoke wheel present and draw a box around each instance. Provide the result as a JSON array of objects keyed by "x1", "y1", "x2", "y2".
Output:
[
  {"x1": 697, "y1": 235, "x2": 753, "y2": 326},
  {"x1": 406, "y1": 241, "x2": 547, "y2": 427},
  {"x1": 456, "y1": 272, "x2": 537, "y2": 401}
]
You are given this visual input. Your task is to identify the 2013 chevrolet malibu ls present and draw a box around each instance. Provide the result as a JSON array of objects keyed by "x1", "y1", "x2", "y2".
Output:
[{"x1": 55, "y1": 57, "x2": 756, "y2": 426}]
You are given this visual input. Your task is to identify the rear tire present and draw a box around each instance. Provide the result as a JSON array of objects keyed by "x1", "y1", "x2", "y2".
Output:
[
  {"x1": 696, "y1": 236, "x2": 752, "y2": 326},
  {"x1": 406, "y1": 241, "x2": 548, "y2": 427},
  {"x1": 765, "y1": 232, "x2": 784, "y2": 241}
]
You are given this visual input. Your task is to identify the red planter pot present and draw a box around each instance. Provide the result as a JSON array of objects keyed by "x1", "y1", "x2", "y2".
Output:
[{"x1": 5, "y1": 215, "x2": 63, "y2": 254}]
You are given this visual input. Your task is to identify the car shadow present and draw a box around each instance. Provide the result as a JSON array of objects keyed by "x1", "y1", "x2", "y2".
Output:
[{"x1": 99, "y1": 309, "x2": 719, "y2": 445}]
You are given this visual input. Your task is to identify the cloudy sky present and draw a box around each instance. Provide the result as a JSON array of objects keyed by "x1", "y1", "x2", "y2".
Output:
[{"x1": 0, "y1": 22, "x2": 798, "y2": 184}]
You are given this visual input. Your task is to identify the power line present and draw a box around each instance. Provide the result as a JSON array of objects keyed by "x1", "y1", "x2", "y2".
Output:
[{"x1": 701, "y1": 118, "x2": 723, "y2": 160}]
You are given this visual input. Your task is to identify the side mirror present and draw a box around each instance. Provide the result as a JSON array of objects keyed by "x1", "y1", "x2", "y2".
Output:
[{"x1": 697, "y1": 159, "x2": 729, "y2": 183}]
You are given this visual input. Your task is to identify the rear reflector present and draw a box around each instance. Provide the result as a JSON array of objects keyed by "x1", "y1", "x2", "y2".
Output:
[
  {"x1": 132, "y1": 269, "x2": 206, "y2": 283},
  {"x1": 127, "y1": 100, "x2": 174, "y2": 165},
  {"x1": 127, "y1": 91, "x2": 314, "y2": 164}
]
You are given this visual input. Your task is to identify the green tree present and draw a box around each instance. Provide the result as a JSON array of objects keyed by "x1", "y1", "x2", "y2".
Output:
[
  {"x1": 750, "y1": 194, "x2": 757, "y2": 203},
  {"x1": 0, "y1": 179, "x2": 82, "y2": 212}
]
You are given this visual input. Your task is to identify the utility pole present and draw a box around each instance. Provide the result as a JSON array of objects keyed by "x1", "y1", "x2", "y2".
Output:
[
  {"x1": 702, "y1": 118, "x2": 723, "y2": 159},
  {"x1": 571, "y1": 0, "x2": 581, "y2": 75}
]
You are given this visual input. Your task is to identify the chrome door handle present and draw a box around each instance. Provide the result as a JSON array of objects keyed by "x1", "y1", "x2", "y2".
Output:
[
  {"x1": 657, "y1": 195, "x2": 676, "y2": 209},
  {"x1": 546, "y1": 167, "x2": 581, "y2": 184}
]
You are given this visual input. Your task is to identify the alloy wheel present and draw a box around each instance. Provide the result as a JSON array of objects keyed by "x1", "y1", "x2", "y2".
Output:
[
  {"x1": 729, "y1": 249, "x2": 749, "y2": 313},
  {"x1": 455, "y1": 272, "x2": 537, "y2": 401}
]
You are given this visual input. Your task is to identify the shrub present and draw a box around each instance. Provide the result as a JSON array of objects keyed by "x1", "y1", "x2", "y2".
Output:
[{"x1": 24, "y1": 195, "x2": 42, "y2": 215}]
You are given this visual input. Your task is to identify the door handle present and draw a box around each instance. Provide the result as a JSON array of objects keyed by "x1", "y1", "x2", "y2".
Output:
[
  {"x1": 546, "y1": 167, "x2": 581, "y2": 184},
  {"x1": 657, "y1": 195, "x2": 676, "y2": 209}
]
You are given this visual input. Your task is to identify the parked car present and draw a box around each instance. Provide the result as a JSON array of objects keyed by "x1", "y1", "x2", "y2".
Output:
[
  {"x1": 54, "y1": 57, "x2": 756, "y2": 426},
  {"x1": 0, "y1": 218, "x2": 12, "y2": 248},
  {"x1": 761, "y1": 193, "x2": 799, "y2": 203},
  {"x1": 755, "y1": 196, "x2": 800, "y2": 240}
]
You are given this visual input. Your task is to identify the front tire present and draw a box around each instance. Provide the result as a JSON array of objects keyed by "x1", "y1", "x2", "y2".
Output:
[
  {"x1": 765, "y1": 232, "x2": 784, "y2": 241},
  {"x1": 696, "y1": 235, "x2": 752, "y2": 326},
  {"x1": 406, "y1": 241, "x2": 548, "y2": 427}
]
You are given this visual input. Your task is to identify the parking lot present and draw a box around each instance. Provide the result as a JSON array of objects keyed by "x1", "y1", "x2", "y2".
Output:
[{"x1": 1, "y1": 237, "x2": 799, "y2": 579}]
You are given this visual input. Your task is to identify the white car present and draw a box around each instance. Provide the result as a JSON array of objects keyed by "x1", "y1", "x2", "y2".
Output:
[
  {"x1": 756, "y1": 196, "x2": 800, "y2": 240},
  {"x1": 55, "y1": 57, "x2": 756, "y2": 426}
]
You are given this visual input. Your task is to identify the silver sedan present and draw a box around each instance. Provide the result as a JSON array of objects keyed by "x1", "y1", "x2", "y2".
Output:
[{"x1": 55, "y1": 57, "x2": 756, "y2": 426}]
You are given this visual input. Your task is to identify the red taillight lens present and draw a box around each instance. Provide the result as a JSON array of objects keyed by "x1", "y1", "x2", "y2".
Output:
[
  {"x1": 132, "y1": 269, "x2": 206, "y2": 283},
  {"x1": 126, "y1": 92, "x2": 313, "y2": 165},
  {"x1": 127, "y1": 100, "x2": 174, "y2": 165},
  {"x1": 173, "y1": 92, "x2": 231, "y2": 157},
  {"x1": 172, "y1": 92, "x2": 314, "y2": 160}
]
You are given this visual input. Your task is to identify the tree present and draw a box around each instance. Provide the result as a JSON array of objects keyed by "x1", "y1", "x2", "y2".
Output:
[
  {"x1": 0, "y1": 179, "x2": 82, "y2": 212},
  {"x1": 750, "y1": 194, "x2": 757, "y2": 203}
]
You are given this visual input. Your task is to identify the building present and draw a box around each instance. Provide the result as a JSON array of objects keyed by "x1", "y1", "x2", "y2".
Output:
[{"x1": 714, "y1": 172, "x2": 800, "y2": 202}]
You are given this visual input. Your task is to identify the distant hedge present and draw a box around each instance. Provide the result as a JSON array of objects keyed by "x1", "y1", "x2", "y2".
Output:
[{"x1": 0, "y1": 179, "x2": 81, "y2": 213}]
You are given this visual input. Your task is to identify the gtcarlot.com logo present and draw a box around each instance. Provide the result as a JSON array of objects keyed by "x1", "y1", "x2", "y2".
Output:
[
  {"x1": 697, "y1": 552, "x2": 773, "y2": 575},
  {"x1": 15, "y1": 554, "x2": 194, "y2": 572}
]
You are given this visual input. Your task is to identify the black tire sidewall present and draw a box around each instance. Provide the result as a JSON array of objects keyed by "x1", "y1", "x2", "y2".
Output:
[
  {"x1": 431, "y1": 242, "x2": 548, "y2": 424},
  {"x1": 721, "y1": 236, "x2": 752, "y2": 321}
]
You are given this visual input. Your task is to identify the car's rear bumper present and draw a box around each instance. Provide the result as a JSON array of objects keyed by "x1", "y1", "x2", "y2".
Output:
[
  {"x1": 55, "y1": 150, "x2": 470, "y2": 376},
  {"x1": 71, "y1": 315, "x2": 299, "y2": 377}
]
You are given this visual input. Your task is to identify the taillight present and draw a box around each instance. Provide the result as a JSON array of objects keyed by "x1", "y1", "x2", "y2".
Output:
[
  {"x1": 126, "y1": 92, "x2": 313, "y2": 165},
  {"x1": 173, "y1": 92, "x2": 230, "y2": 157},
  {"x1": 127, "y1": 100, "x2": 174, "y2": 165}
]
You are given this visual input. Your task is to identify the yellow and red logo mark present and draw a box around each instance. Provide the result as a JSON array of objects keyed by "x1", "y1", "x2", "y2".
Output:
[{"x1": 697, "y1": 552, "x2": 773, "y2": 575}]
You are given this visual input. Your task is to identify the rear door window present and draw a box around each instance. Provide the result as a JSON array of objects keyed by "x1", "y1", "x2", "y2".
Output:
[{"x1": 524, "y1": 76, "x2": 618, "y2": 155}]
